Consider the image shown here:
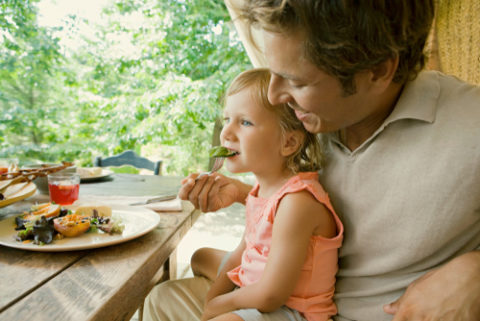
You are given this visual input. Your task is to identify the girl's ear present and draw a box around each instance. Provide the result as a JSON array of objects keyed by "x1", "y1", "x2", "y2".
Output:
[{"x1": 281, "y1": 130, "x2": 304, "y2": 157}]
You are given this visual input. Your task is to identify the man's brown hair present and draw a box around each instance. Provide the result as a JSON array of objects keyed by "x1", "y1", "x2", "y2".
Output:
[{"x1": 239, "y1": 0, "x2": 435, "y2": 95}]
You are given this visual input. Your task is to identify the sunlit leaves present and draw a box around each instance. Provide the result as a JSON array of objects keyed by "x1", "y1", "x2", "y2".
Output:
[{"x1": 1, "y1": 0, "x2": 251, "y2": 174}]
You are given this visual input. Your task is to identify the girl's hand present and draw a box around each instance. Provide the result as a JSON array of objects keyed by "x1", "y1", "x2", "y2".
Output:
[
  {"x1": 202, "y1": 293, "x2": 233, "y2": 320},
  {"x1": 178, "y1": 173, "x2": 251, "y2": 212}
]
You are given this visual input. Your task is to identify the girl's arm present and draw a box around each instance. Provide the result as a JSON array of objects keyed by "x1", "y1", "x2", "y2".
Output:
[
  {"x1": 201, "y1": 234, "x2": 246, "y2": 320},
  {"x1": 203, "y1": 191, "x2": 336, "y2": 319}
]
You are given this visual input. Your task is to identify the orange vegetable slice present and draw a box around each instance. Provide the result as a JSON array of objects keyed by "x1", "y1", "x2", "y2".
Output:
[
  {"x1": 24, "y1": 203, "x2": 60, "y2": 220},
  {"x1": 53, "y1": 214, "x2": 90, "y2": 237}
]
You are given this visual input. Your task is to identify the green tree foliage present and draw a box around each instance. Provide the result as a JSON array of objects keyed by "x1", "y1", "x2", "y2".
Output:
[
  {"x1": 0, "y1": 0, "x2": 251, "y2": 175},
  {"x1": 0, "y1": 0, "x2": 70, "y2": 161}
]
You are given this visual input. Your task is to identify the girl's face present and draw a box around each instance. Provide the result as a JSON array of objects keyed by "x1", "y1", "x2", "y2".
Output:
[{"x1": 220, "y1": 88, "x2": 286, "y2": 177}]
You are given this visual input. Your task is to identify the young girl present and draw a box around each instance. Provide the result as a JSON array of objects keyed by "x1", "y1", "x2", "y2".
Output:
[{"x1": 194, "y1": 68, "x2": 343, "y2": 321}]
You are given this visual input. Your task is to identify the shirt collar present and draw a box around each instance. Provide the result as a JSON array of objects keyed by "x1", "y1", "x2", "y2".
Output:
[
  {"x1": 328, "y1": 71, "x2": 441, "y2": 152},
  {"x1": 383, "y1": 70, "x2": 440, "y2": 126}
]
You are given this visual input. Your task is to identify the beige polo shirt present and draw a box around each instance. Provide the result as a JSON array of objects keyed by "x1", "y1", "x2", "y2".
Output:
[{"x1": 318, "y1": 71, "x2": 480, "y2": 321}]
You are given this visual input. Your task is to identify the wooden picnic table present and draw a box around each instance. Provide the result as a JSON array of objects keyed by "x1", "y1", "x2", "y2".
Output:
[{"x1": 0, "y1": 174, "x2": 200, "y2": 321}]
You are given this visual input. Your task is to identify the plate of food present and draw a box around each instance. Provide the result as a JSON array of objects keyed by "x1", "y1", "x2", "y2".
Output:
[
  {"x1": 0, "y1": 202, "x2": 160, "y2": 251},
  {"x1": 77, "y1": 167, "x2": 113, "y2": 182},
  {"x1": 0, "y1": 181, "x2": 37, "y2": 208}
]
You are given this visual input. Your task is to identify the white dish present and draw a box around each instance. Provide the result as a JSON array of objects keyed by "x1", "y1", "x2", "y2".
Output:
[
  {"x1": 0, "y1": 182, "x2": 37, "y2": 208},
  {"x1": 79, "y1": 169, "x2": 114, "y2": 182},
  {"x1": 0, "y1": 206, "x2": 160, "y2": 252}
]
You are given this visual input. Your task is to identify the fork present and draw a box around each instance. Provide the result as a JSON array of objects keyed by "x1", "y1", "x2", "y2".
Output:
[{"x1": 195, "y1": 157, "x2": 225, "y2": 181}]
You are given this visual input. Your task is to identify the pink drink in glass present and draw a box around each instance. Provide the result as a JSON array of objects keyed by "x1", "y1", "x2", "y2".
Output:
[{"x1": 48, "y1": 173, "x2": 80, "y2": 205}]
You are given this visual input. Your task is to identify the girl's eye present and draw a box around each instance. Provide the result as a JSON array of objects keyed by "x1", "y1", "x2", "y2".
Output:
[
  {"x1": 241, "y1": 119, "x2": 253, "y2": 126},
  {"x1": 223, "y1": 117, "x2": 230, "y2": 125}
]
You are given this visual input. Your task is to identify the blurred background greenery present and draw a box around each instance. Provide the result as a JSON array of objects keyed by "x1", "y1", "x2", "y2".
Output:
[{"x1": 0, "y1": 0, "x2": 252, "y2": 175}]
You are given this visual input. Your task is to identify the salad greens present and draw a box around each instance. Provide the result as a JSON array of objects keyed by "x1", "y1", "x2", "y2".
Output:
[
  {"x1": 14, "y1": 204, "x2": 124, "y2": 245},
  {"x1": 209, "y1": 146, "x2": 238, "y2": 158}
]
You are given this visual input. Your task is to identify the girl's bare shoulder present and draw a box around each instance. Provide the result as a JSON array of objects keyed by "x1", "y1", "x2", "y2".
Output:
[{"x1": 278, "y1": 190, "x2": 337, "y2": 238}]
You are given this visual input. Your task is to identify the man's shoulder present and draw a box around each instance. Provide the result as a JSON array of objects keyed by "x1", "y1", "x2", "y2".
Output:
[
  {"x1": 411, "y1": 71, "x2": 480, "y2": 129},
  {"x1": 427, "y1": 71, "x2": 480, "y2": 109}
]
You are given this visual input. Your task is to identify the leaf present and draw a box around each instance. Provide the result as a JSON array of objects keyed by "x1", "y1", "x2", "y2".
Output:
[{"x1": 209, "y1": 146, "x2": 237, "y2": 158}]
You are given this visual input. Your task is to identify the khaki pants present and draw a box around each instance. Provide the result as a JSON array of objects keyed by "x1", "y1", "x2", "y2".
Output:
[
  {"x1": 143, "y1": 276, "x2": 334, "y2": 321},
  {"x1": 143, "y1": 276, "x2": 212, "y2": 321}
]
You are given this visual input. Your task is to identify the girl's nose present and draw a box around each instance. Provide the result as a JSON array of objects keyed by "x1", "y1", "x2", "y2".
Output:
[
  {"x1": 220, "y1": 122, "x2": 234, "y2": 142},
  {"x1": 268, "y1": 73, "x2": 290, "y2": 105}
]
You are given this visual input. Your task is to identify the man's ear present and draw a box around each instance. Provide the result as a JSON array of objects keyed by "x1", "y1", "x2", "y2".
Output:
[
  {"x1": 281, "y1": 130, "x2": 304, "y2": 157},
  {"x1": 369, "y1": 55, "x2": 399, "y2": 92}
]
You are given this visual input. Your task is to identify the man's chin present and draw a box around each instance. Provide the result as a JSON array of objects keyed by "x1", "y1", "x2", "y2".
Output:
[{"x1": 301, "y1": 119, "x2": 323, "y2": 134}]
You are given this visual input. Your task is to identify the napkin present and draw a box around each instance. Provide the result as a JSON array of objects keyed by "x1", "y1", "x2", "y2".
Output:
[
  {"x1": 77, "y1": 167, "x2": 103, "y2": 177},
  {"x1": 144, "y1": 198, "x2": 183, "y2": 212},
  {"x1": 74, "y1": 194, "x2": 183, "y2": 212}
]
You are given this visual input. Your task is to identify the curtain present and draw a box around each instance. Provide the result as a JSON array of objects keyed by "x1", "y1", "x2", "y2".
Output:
[{"x1": 433, "y1": 0, "x2": 480, "y2": 85}]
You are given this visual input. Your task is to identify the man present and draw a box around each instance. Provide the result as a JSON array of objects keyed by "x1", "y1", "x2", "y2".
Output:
[{"x1": 144, "y1": 1, "x2": 480, "y2": 320}]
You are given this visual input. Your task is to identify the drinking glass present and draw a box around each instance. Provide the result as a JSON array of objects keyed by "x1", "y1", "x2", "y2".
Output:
[
  {"x1": 48, "y1": 172, "x2": 80, "y2": 205},
  {"x1": 0, "y1": 158, "x2": 18, "y2": 174}
]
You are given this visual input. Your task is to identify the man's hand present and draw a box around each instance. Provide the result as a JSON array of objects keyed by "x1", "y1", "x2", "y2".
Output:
[
  {"x1": 178, "y1": 173, "x2": 250, "y2": 212},
  {"x1": 384, "y1": 251, "x2": 480, "y2": 320}
]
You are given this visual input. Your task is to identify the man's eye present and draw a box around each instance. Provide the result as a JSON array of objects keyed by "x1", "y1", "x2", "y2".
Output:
[{"x1": 289, "y1": 81, "x2": 305, "y2": 88}]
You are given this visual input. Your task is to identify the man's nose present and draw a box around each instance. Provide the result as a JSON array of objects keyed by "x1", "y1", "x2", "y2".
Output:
[{"x1": 268, "y1": 74, "x2": 290, "y2": 105}]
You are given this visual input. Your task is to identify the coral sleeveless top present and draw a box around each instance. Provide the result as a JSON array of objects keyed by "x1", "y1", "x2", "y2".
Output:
[{"x1": 228, "y1": 172, "x2": 344, "y2": 321}]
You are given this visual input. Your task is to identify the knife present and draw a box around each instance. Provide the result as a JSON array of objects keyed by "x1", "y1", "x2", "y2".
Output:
[{"x1": 129, "y1": 194, "x2": 178, "y2": 206}]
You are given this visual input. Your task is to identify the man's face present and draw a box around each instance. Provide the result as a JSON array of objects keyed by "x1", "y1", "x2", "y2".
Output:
[{"x1": 263, "y1": 30, "x2": 376, "y2": 135}]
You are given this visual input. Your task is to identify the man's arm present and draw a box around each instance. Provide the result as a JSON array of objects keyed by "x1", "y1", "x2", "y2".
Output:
[
  {"x1": 384, "y1": 250, "x2": 480, "y2": 321},
  {"x1": 178, "y1": 173, "x2": 252, "y2": 212}
]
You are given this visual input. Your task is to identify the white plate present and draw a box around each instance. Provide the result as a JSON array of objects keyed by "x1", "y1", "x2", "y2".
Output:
[
  {"x1": 0, "y1": 206, "x2": 160, "y2": 252},
  {"x1": 79, "y1": 169, "x2": 114, "y2": 182},
  {"x1": 0, "y1": 182, "x2": 37, "y2": 208}
]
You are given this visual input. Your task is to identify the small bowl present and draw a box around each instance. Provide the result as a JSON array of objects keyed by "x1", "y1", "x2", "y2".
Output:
[{"x1": 22, "y1": 163, "x2": 76, "y2": 194}]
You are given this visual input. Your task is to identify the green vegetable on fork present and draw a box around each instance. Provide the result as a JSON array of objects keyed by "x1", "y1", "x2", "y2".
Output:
[{"x1": 209, "y1": 146, "x2": 238, "y2": 158}]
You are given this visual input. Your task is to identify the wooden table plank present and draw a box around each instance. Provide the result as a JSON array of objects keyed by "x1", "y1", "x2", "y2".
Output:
[
  {"x1": 0, "y1": 195, "x2": 87, "y2": 313},
  {"x1": 0, "y1": 202, "x2": 196, "y2": 321},
  {"x1": 80, "y1": 174, "x2": 182, "y2": 197},
  {"x1": 0, "y1": 247, "x2": 85, "y2": 313},
  {"x1": 0, "y1": 175, "x2": 200, "y2": 321}
]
